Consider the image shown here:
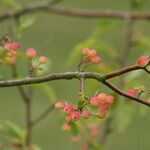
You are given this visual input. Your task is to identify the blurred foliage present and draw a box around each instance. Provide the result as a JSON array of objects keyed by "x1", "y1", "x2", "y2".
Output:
[
  {"x1": 32, "y1": 83, "x2": 56, "y2": 103},
  {"x1": 0, "y1": 120, "x2": 25, "y2": 141},
  {"x1": 0, "y1": 0, "x2": 150, "y2": 150}
]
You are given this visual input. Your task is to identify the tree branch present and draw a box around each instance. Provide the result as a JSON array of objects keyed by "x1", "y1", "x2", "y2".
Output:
[
  {"x1": 0, "y1": 64, "x2": 148, "y2": 87},
  {"x1": 104, "y1": 64, "x2": 141, "y2": 80},
  {"x1": 0, "y1": 2, "x2": 150, "y2": 22},
  {"x1": 31, "y1": 105, "x2": 54, "y2": 127},
  {"x1": 0, "y1": 64, "x2": 149, "y2": 106},
  {"x1": 102, "y1": 80, "x2": 150, "y2": 106}
]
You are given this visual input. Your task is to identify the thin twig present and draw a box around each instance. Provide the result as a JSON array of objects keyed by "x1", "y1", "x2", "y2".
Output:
[
  {"x1": 80, "y1": 77, "x2": 84, "y2": 92},
  {"x1": 25, "y1": 59, "x2": 34, "y2": 150},
  {"x1": 100, "y1": 117, "x2": 113, "y2": 145},
  {"x1": 11, "y1": 65, "x2": 28, "y2": 103},
  {"x1": 31, "y1": 105, "x2": 54, "y2": 126}
]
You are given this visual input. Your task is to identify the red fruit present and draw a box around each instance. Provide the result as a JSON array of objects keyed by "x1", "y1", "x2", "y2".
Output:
[
  {"x1": 98, "y1": 109, "x2": 106, "y2": 119},
  {"x1": 137, "y1": 56, "x2": 149, "y2": 67},
  {"x1": 71, "y1": 111, "x2": 81, "y2": 121},
  {"x1": 90, "y1": 96, "x2": 100, "y2": 106},
  {"x1": 127, "y1": 89, "x2": 138, "y2": 97},
  {"x1": 82, "y1": 48, "x2": 90, "y2": 56},
  {"x1": 55, "y1": 102, "x2": 64, "y2": 109},
  {"x1": 88, "y1": 49, "x2": 97, "y2": 57},
  {"x1": 81, "y1": 110, "x2": 91, "y2": 119},
  {"x1": 106, "y1": 95, "x2": 115, "y2": 104},
  {"x1": 98, "y1": 93, "x2": 107, "y2": 103},
  {"x1": 4, "y1": 42, "x2": 20, "y2": 51},
  {"x1": 101, "y1": 102, "x2": 109, "y2": 110},
  {"x1": 63, "y1": 104, "x2": 74, "y2": 115},
  {"x1": 26, "y1": 48, "x2": 37, "y2": 59},
  {"x1": 90, "y1": 56, "x2": 101, "y2": 64},
  {"x1": 62, "y1": 123, "x2": 71, "y2": 132},
  {"x1": 39, "y1": 56, "x2": 48, "y2": 64}
]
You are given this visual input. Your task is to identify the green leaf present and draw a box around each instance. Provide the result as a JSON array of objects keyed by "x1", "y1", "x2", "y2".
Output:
[
  {"x1": 71, "y1": 122, "x2": 78, "y2": 136},
  {"x1": 0, "y1": 120, "x2": 25, "y2": 141},
  {"x1": 93, "y1": 20, "x2": 123, "y2": 36},
  {"x1": 32, "y1": 83, "x2": 56, "y2": 103},
  {"x1": 19, "y1": 15, "x2": 35, "y2": 33}
]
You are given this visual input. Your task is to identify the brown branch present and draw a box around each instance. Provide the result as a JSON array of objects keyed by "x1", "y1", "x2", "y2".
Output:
[
  {"x1": 0, "y1": 64, "x2": 149, "y2": 106},
  {"x1": 79, "y1": 77, "x2": 84, "y2": 92},
  {"x1": 104, "y1": 64, "x2": 141, "y2": 80},
  {"x1": 31, "y1": 105, "x2": 54, "y2": 127},
  {"x1": 25, "y1": 59, "x2": 34, "y2": 150},
  {"x1": 11, "y1": 65, "x2": 32, "y2": 150},
  {"x1": 0, "y1": 64, "x2": 148, "y2": 87},
  {"x1": 102, "y1": 80, "x2": 149, "y2": 106},
  {"x1": 0, "y1": 2, "x2": 150, "y2": 22},
  {"x1": 25, "y1": 94, "x2": 32, "y2": 150}
]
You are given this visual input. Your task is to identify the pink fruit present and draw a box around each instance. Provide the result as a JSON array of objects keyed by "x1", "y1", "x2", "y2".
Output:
[
  {"x1": 63, "y1": 104, "x2": 74, "y2": 115},
  {"x1": 81, "y1": 110, "x2": 91, "y2": 119},
  {"x1": 90, "y1": 96, "x2": 100, "y2": 106},
  {"x1": 55, "y1": 102, "x2": 64, "y2": 109},
  {"x1": 98, "y1": 109, "x2": 106, "y2": 119},
  {"x1": 137, "y1": 56, "x2": 149, "y2": 67},
  {"x1": 127, "y1": 89, "x2": 138, "y2": 97},
  {"x1": 71, "y1": 111, "x2": 81, "y2": 121},
  {"x1": 39, "y1": 56, "x2": 48, "y2": 64},
  {"x1": 26, "y1": 48, "x2": 37, "y2": 59}
]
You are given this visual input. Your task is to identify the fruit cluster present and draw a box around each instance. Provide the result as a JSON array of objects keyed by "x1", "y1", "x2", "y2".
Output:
[
  {"x1": 82, "y1": 48, "x2": 102, "y2": 64},
  {"x1": 55, "y1": 92, "x2": 115, "y2": 132},
  {"x1": 0, "y1": 35, "x2": 20, "y2": 64},
  {"x1": 0, "y1": 36, "x2": 49, "y2": 69},
  {"x1": 26, "y1": 48, "x2": 48, "y2": 64}
]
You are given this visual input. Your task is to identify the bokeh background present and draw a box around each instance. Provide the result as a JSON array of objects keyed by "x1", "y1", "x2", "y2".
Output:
[{"x1": 0, "y1": 0, "x2": 150, "y2": 150}]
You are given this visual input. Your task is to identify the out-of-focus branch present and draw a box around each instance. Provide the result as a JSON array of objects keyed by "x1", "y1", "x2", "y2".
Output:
[
  {"x1": 11, "y1": 65, "x2": 29, "y2": 103},
  {"x1": 0, "y1": 2, "x2": 150, "y2": 22},
  {"x1": 31, "y1": 105, "x2": 54, "y2": 127},
  {"x1": 100, "y1": 117, "x2": 113, "y2": 145},
  {"x1": 100, "y1": 18, "x2": 135, "y2": 145}
]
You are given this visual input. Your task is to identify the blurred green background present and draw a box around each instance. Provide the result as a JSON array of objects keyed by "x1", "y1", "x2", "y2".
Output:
[{"x1": 0, "y1": 0, "x2": 150, "y2": 150}]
